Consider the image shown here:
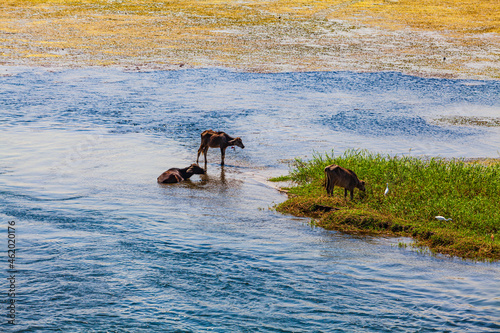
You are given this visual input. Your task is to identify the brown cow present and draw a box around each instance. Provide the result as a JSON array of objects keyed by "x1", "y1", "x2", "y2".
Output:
[
  {"x1": 324, "y1": 164, "x2": 366, "y2": 200},
  {"x1": 196, "y1": 130, "x2": 244, "y2": 166},
  {"x1": 157, "y1": 164, "x2": 205, "y2": 184}
]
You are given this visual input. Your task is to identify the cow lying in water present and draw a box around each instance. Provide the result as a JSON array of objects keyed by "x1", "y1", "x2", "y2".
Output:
[
  {"x1": 157, "y1": 164, "x2": 205, "y2": 183},
  {"x1": 196, "y1": 129, "x2": 244, "y2": 166},
  {"x1": 324, "y1": 164, "x2": 366, "y2": 200}
]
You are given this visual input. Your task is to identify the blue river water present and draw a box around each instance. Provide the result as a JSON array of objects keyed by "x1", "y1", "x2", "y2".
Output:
[{"x1": 1, "y1": 67, "x2": 500, "y2": 332}]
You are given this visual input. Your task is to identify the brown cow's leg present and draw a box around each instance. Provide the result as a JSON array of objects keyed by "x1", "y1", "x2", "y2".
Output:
[
  {"x1": 220, "y1": 147, "x2": 226, "y2": 165},
  {"x1": 344, "y1": 188, "x2": 348, "y2": 199},
  {"x1": 350, "y1": 189, "x2": 354, "y2": 200},
  {"x1": 203, "y1": 147, "x2": 208, "y2": 165},
  {"x1": 328, "y1": 185, "x2": 333, "y2": 196},
  {"x1": 174, "y1": 174, "x2": 184, "y2": 183},
  {"x1": 196, "y1": 146, "x2": 203, "y2": 164}
]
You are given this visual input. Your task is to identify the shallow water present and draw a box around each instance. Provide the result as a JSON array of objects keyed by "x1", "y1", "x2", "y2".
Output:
[{"x1": 1, "y1": 67, "x2": 500, "y2": 332}]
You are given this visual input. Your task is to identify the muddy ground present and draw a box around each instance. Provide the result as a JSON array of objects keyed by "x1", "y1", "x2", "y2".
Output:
[{"x1": 0, "y1": 1, "x2": 499, "y2": 79}]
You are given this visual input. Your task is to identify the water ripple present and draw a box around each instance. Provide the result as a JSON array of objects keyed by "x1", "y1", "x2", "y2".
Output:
[
  {"x1": 328, "y1": 109, "x2": 478, "y2": 137},
  {"x1": 1, "y1": 68, "x2": 500, "y2": 332}
]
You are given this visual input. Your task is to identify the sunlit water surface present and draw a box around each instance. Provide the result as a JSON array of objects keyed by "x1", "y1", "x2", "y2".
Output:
[{"x1": 1, "y1": 67, "x2": 500, "y2": 332}]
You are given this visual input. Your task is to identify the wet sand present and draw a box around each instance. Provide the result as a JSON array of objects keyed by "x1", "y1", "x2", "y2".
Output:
[{"x1": 1, "y1": 0, "x2": 498, "y2": 79}]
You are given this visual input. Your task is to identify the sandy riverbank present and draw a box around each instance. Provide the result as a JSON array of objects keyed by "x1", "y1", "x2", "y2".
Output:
[{"x1": 1, "y1": 0, "x2": 498, "y2": 79}]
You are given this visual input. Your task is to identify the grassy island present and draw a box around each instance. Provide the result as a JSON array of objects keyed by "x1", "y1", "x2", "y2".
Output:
[{"x1": 271, "y1": 150, "x2": 500, "y2": 261}]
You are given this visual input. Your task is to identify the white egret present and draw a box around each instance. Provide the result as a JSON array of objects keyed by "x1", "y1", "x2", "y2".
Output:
[
  {"x1": 435, "y1": 216, "x2": 452, "y2": 222},
  {"x1": 384, "y1": 183, "x2": 389, "y2": 196}
]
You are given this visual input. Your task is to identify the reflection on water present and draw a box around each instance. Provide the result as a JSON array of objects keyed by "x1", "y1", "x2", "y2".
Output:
[
  {"x1": 158, "y1": 165, "x2": 245, "y2": 194},
  {"x1": 1, "y1": 67, "x2": 500, "y2": 332}
]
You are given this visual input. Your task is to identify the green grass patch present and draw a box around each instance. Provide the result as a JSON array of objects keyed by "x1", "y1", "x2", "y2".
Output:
[{"x1": 272, "y1": 149, "x2": 500, "y2": 261}]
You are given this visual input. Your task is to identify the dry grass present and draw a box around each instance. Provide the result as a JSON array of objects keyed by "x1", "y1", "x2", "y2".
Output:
[
  {"x1": 435, "y1": 116, "x2": 500, "y2": 127},
  {"x1": 347, "y1": 0, "x2": 500, "y2": 33},
  {"x1": 0, "y1": 0, "x2": 498, "y2": 78}
]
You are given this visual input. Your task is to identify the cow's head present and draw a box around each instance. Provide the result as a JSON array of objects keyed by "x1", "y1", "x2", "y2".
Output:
[
  {"x1": 187, "y1": 164, "x2": 206, "y2": 175},
  {"x1": 231, "y1": 137, "x2": 245, "y2": 149},
  {"x1": 358, "y1": 180, "x2": 366, "y2": 192}
]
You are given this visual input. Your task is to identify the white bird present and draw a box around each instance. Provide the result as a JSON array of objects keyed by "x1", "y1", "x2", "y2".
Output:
[
  {"x1": 384, "y1": 183, "x2": 389, "y2": 196},
  {"x1": 435, "y1": 216, "x2": 452, "y2": 222}
]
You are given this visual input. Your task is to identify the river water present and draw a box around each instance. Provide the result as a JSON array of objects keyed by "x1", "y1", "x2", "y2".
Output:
[{"x1": 1, "y1": 67, "x2": 500, "y2": 332}]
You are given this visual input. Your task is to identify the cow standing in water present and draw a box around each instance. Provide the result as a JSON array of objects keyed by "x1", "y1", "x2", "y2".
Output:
[
  {"x1": 324, "y1": 164, "x2": 366, "y2": 200},
  {"x1": 196, "y1": 130, "x2": 244, "y2": 166},
  {"x1": 157, "y1": 164, "x2": 205, "y2": 183}
]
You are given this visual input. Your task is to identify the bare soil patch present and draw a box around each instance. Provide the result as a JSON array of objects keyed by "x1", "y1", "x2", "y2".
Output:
[{"x1": 1, "y1": 1, "x2": 498, "y2": 78}]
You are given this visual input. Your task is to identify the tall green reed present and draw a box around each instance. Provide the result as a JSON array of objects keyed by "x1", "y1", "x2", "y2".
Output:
[{"x1": 286, "y1": 149, "x2": 500, "y2": 237}]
